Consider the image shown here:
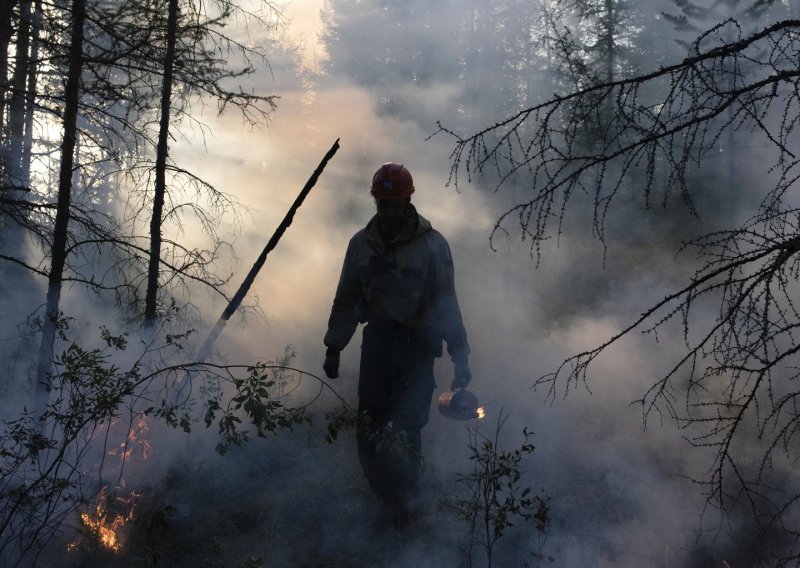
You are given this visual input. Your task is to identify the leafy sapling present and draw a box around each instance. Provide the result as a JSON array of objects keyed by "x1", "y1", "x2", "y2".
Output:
[{"x1": 445, "y1": 410, "x2": 551, "y2": 567}]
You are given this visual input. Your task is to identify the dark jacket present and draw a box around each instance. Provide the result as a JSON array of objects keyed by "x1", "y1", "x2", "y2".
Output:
[{"x1": 324, "y1": 204, "x2": 469, "y2": 361}]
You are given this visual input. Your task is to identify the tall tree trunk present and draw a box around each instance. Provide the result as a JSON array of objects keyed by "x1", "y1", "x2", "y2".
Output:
[
  {"x1": 0, "y1": 0, "x2": 16, "y2": 152},
  {"x1": 604, "y1": 0, "x2": 614, "y2": 85},
  {"x1": 144, "y1": 0, "x2": 179, "y2": 326},
  {"x1": 35, "y1": 0, "x2": 86, "y2": 410},
  {"x1": 2, "y1": 1, "x2": 33, "y2": 267},
  {"x1": 600, "y1": 0, "x2": 615, "y2": 151},
  {"x1": 20, "y1": 0, "x2": 41, "y2": 187},
  {"x1": 7, "y1": 0, "x2": 33, "y2": 187}
]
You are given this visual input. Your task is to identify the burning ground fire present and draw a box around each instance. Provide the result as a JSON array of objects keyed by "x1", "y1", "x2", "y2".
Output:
[
  {"x1": 69, "y1": 414, "x2": 151, "y2": 554},
  {"x1": 69, "y1": 487, "x2": 139, "y2": 553},
  {"x1": 476, "y1": 406, "x2": 486, "y2": 419}
]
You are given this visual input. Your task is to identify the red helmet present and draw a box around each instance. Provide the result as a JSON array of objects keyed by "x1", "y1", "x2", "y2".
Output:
[{"x1": 370, "y1": 162, "x2": 414, "y2": 199}]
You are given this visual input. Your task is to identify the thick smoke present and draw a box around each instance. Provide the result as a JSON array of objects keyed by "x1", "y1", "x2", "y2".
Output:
[
  {"x1": 198, "y1": 1, "x2": 788, "y2": 566},
  {"x1": 3, "y1": 0, "x2": 794, "y2": 565}
]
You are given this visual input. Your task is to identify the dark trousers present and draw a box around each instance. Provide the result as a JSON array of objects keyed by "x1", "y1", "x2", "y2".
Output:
[{"x1": 357, "y1": 322, "x2": 437, "y2": 509}]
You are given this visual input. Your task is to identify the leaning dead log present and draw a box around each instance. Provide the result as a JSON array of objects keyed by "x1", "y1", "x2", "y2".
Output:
[{"x1": 193, "y1": 138, "x2": 341, "y2": 364}]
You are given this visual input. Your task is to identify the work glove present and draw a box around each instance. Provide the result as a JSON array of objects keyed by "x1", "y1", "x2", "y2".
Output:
[
  {"x1": 323, "y1": 346, "x2": 340, "y2": 379},
  {"x1": 451, "y1": 352, "x2": 472, "y2": 390}
]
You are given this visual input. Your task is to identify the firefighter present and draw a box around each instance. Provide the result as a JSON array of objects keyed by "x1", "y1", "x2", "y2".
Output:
[{"x1": 323, "y1": 162, "x2": 472, "y2": 528}]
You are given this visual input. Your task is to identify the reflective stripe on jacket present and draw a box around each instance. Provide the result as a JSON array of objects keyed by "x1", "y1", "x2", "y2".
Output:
[{"x1": 324, "y1": 204, "x2": 469, "y2": 360}]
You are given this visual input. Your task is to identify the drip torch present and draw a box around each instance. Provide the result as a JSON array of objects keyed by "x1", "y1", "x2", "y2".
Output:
[{"x1": 437, "y1": 388, "x2": 484, "y2": 421}]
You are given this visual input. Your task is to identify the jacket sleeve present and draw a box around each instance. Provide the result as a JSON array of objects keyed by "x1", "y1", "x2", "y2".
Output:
[
  {"x1": 324, "y1": 237, "x2": 362, "y2": 351},
  {"x1": 431, "y1": 234, "x2": 470, "y2": 361}
]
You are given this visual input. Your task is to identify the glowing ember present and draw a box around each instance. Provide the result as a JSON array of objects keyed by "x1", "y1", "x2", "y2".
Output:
[{"x1": 476, "y1": 406, "x2": 486, "y2": 419}]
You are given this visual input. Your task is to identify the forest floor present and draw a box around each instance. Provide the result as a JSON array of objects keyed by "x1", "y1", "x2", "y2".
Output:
[{"x1": 45, "y1": 410, "x2": 480, "y2": 568}]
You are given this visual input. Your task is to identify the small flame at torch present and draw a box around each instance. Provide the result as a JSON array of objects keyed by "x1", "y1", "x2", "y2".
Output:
[{"x1": 476, "y1": 406, "x2": 486, "y2": 419}]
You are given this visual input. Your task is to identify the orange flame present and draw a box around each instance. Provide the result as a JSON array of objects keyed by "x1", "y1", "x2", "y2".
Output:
[
  {"x1": 69, "y1": 415, "x2": 151, "y2": 553},
  {"x1": 78, "y1": 510, "x2": 125, "y2": 552},
  {"x1": 108, "y1": 414, "x2": 152, "y2": 461},
  {"x1": 69, "y1": 488, "x2": 139, "y2": 553},
  {"x1": 476, "y1": 406, "x2": 486, "y2": 419}
]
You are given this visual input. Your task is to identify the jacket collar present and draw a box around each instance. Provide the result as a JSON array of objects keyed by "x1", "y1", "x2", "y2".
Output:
[{"x1": 365, "y1": 203, "x2": 431, "y2": 252}]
